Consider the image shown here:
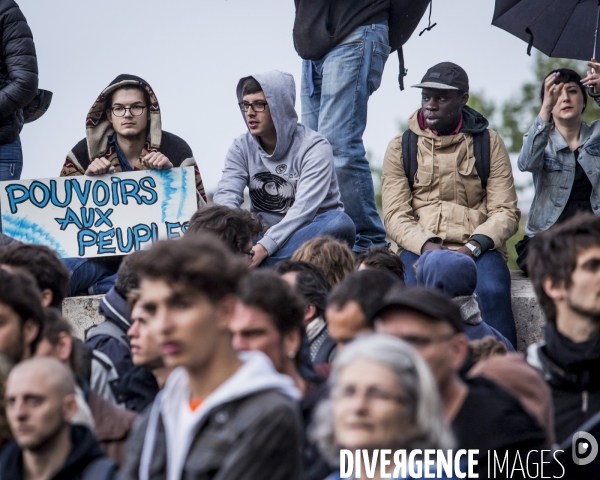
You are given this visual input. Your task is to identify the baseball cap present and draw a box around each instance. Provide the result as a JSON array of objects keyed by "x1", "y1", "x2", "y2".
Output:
[
  {"x1": 372, "y1": 285, "x2": 464, "y2": 333},
  {"x1": 412, "y1": 62, "x2": 469, "y2": 91}
]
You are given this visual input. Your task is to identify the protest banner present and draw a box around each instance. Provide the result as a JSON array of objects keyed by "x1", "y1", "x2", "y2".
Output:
[{"x1": 0, "y1": 167, "x2": 197, "y2": 258}]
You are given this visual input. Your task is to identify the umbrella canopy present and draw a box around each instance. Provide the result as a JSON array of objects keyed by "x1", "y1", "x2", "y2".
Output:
[{"x1": 493, "y1": 0, "x2": 600, "y2": 61}]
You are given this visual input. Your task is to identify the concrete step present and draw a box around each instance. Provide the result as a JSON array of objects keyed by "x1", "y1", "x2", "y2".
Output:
[{"x1": 61, "y1": 270, "x2": 546, "y2": 351}]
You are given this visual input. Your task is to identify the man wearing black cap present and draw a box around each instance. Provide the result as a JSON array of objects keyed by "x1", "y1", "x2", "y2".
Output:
[
  {"x1": 381, "y1": 62, "x2": 520, "y2": 347},
  {"x1": 374, "y1": 286, "x2": 547, "y2": 476}
]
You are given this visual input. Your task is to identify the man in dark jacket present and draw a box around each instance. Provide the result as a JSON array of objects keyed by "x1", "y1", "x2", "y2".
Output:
[
  {"x1": 86, "y1": 255, "x2": 139, "y2": 379},
  {"x1": 527, "y1": 213, "x2": 600, "y2": 443},
  {"x1": 375, "y1": 286, "x2": 548, "y2": 476},
  {"x1": 231, "y1": 270, "x2": 330, "y2": 480},
  {"x1": 276, "y1": 260, "x2": 335, "y2": 364},
  {"x1": 293, "y1": 0, "x2": 390, "y2": 252},
  {"x1": 1, "y1": 357, "x2": 116, "y2": 480},
  {"x1": 0, "y1": 0, "x2": 38, "y2": 181},
  {"x1": 121, "y1": 234, "x2": 302, "y2": 480},
  {"x1": 60, "y1": 74, "x2": 207, "y2": 297}
]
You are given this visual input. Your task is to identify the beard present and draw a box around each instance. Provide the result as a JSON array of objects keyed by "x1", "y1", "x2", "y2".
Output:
[{"x1": 566, "y1": 295, "x2": 600, "y2": 323}]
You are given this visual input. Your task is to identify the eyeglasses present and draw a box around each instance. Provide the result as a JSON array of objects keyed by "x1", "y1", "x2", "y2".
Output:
[
  {"x1": 238, "y1": 101, "x2": 268, "y2": 113},
  {"x1": 242, "y1": 250, "x2": 255, "y2": 259},
  {"x1": 399, "y1": 333, "x2": 455, "y2": 348},
  {"x1": 109, "y1": 105, "x2": 147, "y2": 117},
  {"x1": 332, "y1": 385, "x2": 406, "y2": 404}
]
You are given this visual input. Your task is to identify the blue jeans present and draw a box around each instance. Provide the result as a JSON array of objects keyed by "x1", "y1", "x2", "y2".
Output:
[
  {"x1": 62, "y1": 257, "x2": 119, "y2": 296},
  {"x1": 0, "y1": 137, "x2": 22, "y2": 181},
  {"x1": 301, "y1": 24, "x2": 390, "y2": 252},
  {"x1": 261, "y1": 209, "x2": 355, "y2": 267},
  {"x1": 400, "y1": 250, "x2": 517, "y2": 348}
]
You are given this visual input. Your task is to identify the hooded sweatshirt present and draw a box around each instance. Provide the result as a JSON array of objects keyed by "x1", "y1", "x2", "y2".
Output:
[
  {"x1": 60, "y1": 74, "x2": 206, "y2": 203},
  {"x1": 124, "y1": 350, "x2": 302, "y2": 480},
  {"x1": 0, "y1": 424, "x2": 114, "y2": 480},
  {"x1": 86, "y1": 286, "x2": 133, "y2": 379},
  {"x1": 213, "y1": 70, "x2": 343, "y2": 256},
  {"x1": 416, "y1": 249, "x2": 514, "y2": 350}
]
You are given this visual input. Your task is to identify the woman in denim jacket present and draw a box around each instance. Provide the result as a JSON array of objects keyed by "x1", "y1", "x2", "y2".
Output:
[{"x1": 516, "y1": 67, "x2": 600, "y2": 274}]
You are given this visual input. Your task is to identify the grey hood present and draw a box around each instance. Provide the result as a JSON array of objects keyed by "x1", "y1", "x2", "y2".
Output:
[{"x1": 236, "y1": 70, "x2": 298, "y2": 163}]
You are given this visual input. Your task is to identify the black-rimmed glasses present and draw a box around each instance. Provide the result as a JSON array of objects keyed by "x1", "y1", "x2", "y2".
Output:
[
  {"x1": 110, "y1": 105, "x2": 147, "y2": 117},
  {"x1": 238, "y1": 101, "x2": 268, "y2": 113}
]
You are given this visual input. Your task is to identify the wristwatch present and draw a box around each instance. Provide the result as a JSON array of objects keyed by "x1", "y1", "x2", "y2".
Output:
[{"x1": 465, "y1": 242, "x2": 482, "y2": 258}]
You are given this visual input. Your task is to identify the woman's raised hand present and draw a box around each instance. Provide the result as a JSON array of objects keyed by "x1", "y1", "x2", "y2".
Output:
[{"x1": 540, "y1": 72, "x2": 563, "y2": 123}]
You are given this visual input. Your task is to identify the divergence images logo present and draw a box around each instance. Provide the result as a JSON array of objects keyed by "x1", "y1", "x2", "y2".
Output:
[{"x1": 572, "y1": 431, "x2": 598, "y2": 466}]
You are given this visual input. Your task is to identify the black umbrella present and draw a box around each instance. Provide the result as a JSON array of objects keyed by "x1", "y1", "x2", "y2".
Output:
[{"x1": 493, "y1": 0, "x2": 600, "y2": 95}]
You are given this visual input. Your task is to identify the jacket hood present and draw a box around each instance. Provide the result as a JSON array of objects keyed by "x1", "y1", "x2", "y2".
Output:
[
  {"x1": 417, "y1": 249, "x2": 477, "y2": 297},
  {"x1": 0, "y1": 425, "x2": 104, "y2": 480},
  {"x1": 99, "y1": 286, "x2": 131, "y2": 331},
  {"x1": 409, "y1": 105, "x2": 489, "y2": 139},
  {"x1": 469, "y1": 353, "x2": 555, "y2": 446},
  {"x1": 85, "y1": 74, "x2": 162, "y2": 160},
  {"x1": 236, "y1": 70, "x2": 298, "y2": 162},
  {"x1": 140, "y1": 351, "x2": 300, "y2": 480},
  {"x1": 160, "y1": 350, "x2": 300, "y2": 416}
]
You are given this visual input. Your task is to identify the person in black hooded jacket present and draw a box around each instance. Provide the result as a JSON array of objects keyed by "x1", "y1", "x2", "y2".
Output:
[
  {"x1": 527, "y1": 213, "x2": 600, "y2": 443},
  {"x1": 1, "y1": 357, "x2": 116, "y2": 480},
  {"x1": 0, "y1": 0, "x2": 38, "y2": 181},
  {"x1": 59, "y1": 74, "x2": 207, "y2": 297}
]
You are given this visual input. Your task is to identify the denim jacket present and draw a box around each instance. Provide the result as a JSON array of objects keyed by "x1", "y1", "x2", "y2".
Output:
[{"x1": 518, "y1": 116, "x2": 600, "y2": 236}]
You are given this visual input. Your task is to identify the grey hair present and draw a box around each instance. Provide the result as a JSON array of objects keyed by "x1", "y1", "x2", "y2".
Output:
[{"x1": 309, "y1": 334, "x2": 454, "y2": 466}]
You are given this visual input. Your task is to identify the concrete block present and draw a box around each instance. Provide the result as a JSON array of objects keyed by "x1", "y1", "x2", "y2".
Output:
[
  {"x1": 62, "y1": 271, "x2": 547, "y2": 352},
  {"x1": 510, "y1": 270, "x2": 545, "y2": 351},
  {"x1": 62, "y1": 295, "x2": 103, "y2": 340}
]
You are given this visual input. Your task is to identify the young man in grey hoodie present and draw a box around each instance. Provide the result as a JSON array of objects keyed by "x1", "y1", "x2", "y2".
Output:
[
  {"x1": 120, "y1": 234, "x2": 303, "y2": 480},
  {"x1": 213, "y1": 70, "x2": 355, "y2": 268}
]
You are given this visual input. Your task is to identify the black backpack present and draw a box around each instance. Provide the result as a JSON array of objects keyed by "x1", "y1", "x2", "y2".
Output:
[{"x1": 401, "y1": 129, "x2": 491, "y2": 190}]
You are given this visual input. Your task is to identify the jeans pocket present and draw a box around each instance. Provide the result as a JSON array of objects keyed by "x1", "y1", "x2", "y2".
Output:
[{"x1": 368, "y1": 41, "x2": 392, "y2": 95}]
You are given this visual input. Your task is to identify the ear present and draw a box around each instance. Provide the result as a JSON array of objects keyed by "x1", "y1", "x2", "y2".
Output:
[
  {"x1": 451, "y1": 333, "x2": 470, "y2": 371},
  {"x1": 460, "y1": 92, "x2": 469, "y2": 107},
  {"x1": 304, "y1": 304, "x2": 317, "y2": 323},
  {"x1": 106, "y1": 108, "x2": 113, "y2": 126},
  {"x1": 63, "y1": 393, "x2": 79, "y2": 422},
  {"x1": 542, "y1": 276, "x2": 566, "y2": 301},
  {"x1": 22, "y1": 319, "x2": 40, "y2": 358},
  {"x1": 282, "y1": 329, "x2": 301, "y2": 360},
  {"x1": 55, "y1": 332, "x2": 73, "y2": 363},
  {"x1": 40, "y1": 289, "x2": 54, "y2": 308},
  {"x1": 217, "y1": 295, "x2": 238, "y2": 330}
]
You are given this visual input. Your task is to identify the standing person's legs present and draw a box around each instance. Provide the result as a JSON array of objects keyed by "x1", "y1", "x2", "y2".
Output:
[
  {"x1": 474, "y1": 251, "x2": 517, "y2": 348},
  {"x1": 301, "y1": 24, "x2": 390, "y2": 253},
  {"x1": 0, "y1": 137, "x2": 23, "y2": 181},
  {"x1": 399, "y1": 250, "x2": 419, "y2": 285},
  {"x1": 261, "y1": 210, "x2": 355, "y2": 267}
]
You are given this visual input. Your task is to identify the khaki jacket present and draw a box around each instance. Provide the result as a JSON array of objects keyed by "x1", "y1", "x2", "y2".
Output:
[{"x1": 382, "y1": 109, "x2": 520, "y2": 257}]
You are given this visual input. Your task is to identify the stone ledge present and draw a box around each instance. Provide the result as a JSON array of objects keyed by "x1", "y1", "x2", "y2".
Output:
[
  {"x1": 62, "y1": 271, "x2": 546, "y2": 351},
  {"x1": 510, "y1": 270, "x2": 545, "y2": 351}
]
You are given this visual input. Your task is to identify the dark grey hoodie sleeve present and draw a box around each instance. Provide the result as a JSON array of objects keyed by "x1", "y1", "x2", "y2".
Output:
[
  {"x1": 213, "y1": 141, "x2": 249, "y2": 208},
  {"x1": 258, "y1": 137, "x2": 337, "y2": 255}
]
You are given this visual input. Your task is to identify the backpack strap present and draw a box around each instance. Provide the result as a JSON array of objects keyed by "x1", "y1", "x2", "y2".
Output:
[
  {"x1": 473, "y1": 129, "x2": 491, "y2": 190},
  {"x1": 82, "y1": 457, "x2": 117, "y2": 480},
  {"x1": 401, "y1": 130, "x2": 419, "y2": 190},
  {"x1": 86, "y1": 321, "x2": 131, "y2": 354}
]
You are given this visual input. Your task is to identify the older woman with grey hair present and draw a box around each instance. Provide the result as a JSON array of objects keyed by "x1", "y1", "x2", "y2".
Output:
[{"x1": 311, "y1": 334, "x2": 456, "y2": 480}]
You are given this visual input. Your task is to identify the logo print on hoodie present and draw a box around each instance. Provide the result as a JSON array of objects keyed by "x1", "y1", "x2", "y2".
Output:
[
  {"x1": 250, "y1": 172, "x2": 296, "y2": 213},
  {"x1": 275, "y1": 164, "x2": 287, "y2": 174}
]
